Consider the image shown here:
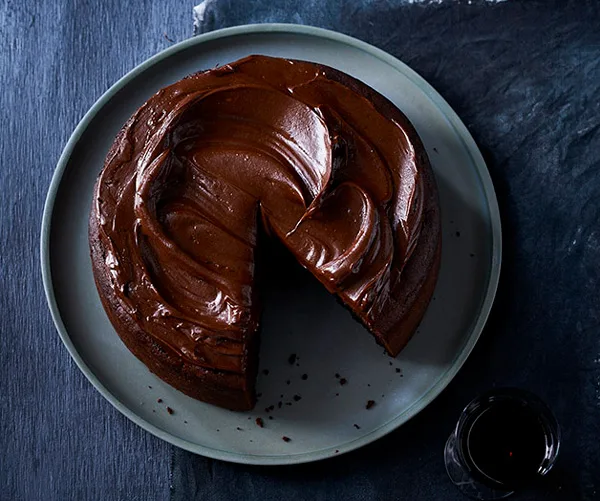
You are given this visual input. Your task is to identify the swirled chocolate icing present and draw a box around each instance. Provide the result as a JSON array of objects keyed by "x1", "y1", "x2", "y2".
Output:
[{"x1": 90, "y1": 55, "x2": 441, "y2": 410}]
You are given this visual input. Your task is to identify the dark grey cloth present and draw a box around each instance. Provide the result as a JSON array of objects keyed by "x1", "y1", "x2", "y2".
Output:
[
  {"x1": 0, "y1": 1, "x2": 189, "y2": 499},
  {"x1": 173, "y1": 1, "x2": 600, "y2": 500}
]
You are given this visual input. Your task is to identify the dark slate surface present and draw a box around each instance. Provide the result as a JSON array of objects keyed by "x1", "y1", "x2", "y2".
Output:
[{"x1": 1, "y1": 1, "x2": 599, "y2": 500}]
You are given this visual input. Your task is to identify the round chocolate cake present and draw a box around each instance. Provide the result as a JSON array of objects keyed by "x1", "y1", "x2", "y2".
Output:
[{"x1": 89, "y1": 55, "x2": 441, "y2": 411}]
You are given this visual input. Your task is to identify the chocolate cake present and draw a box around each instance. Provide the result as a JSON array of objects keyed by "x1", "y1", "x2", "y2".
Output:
[{"x1": 89, "y1": 55, "x2": 441, "y2": 411}]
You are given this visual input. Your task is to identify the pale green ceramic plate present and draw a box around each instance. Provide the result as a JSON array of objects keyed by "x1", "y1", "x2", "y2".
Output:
[{"x1": 41, "y1": 24, "x2": 501, "y2": 465}]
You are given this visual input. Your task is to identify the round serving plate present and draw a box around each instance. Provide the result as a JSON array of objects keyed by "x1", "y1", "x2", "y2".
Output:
[{"x1": 41, "y1": 24, "x2": 501, "y2": 465}]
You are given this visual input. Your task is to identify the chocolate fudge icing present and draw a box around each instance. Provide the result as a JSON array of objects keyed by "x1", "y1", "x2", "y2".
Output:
[{"x1": 90, "y1": 55, "x2": 441, "y2": 410}]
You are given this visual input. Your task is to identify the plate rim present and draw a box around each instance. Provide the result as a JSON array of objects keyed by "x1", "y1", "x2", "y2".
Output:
[{"x1": 40, "y1": 23, "x2": 502, "y2": 465}]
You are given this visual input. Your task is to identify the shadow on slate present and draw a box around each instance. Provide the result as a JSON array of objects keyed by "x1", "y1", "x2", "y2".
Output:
[{"x1": 172, "y1": 1, "x2": 600, "y2": 500}]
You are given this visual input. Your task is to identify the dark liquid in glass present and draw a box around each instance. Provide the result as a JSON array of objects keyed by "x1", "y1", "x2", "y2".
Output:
[{"x1": 465, "y1": 401, "x2": 547, "y2": 488}]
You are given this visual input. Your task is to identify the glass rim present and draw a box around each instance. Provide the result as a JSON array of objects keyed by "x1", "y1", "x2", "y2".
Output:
[{"x1": 454, "y1": 387, "x2": 561, "y2": 489}]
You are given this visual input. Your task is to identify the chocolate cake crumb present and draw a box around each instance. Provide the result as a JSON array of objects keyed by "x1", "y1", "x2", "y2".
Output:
[
  {"x1": 433, "y1": 147, "x2": 439, "y2": 153},
  {"x1": 389, "y1": 361, "x2": 393, "y2": 366},
  {"x1": 366, "y1": 400, "x2": 375, "y2": 410},
  {"x1": 301, "y1": 374, "x2": 308, "y2": 380},
  {"x1": 166, "y1": 407, "x2": 174, "y2": 415},
  {"x1": 256, "y1": 417, "x2": 264, "y2": 428},
  {"x1": 288, "y1": 353, "x2": 297, "y2": 365},
  {"x1": 236, "y1": 427, "x2": 242, "y2": 431},
  {"x1": 455, "y1": 231, "x2": 461, "y2": 237},
  {"x1": 216, "y1": 429, "x2": 220, "y2": 432},
  {"x1": 395, "y1": 368, "x2": 402, "y2": 373},
  {"x1": 184, "y1": 420, "x2": 188, "y2": 423},
  {"x1": 148, "y1": 385, "x2": 152, "y2": 389},
  {"x1": 285, "y1": 402, "x2": 292, "y2": 406},
  {"x1": 353, "y1": 424, "x2": 361, "y2": 429},
  {"x1": 268, "y1": 416, "x2": 273, "y2": 420},
  {"x1": 280, "y1": 394, "x2": 284, "y2": 398},
  {"x1": 278, "y1": 401, "x2": 283, "y2": 409},
  {"x1": 339, "y1": 378, "x2": 347, "y2": 386},
  {"x1": 293, "y1": 394, "x2": 302, "y2": 402},
  {"x1": 157, "y1": 398, "x2": 163, "y2": 403},
  {"x1": 367, "y1": 384, "x2": 371, "y2": 387},
  {"x1": 286, "y1": 380, "x2": 291, "y2": 385},
  {"x1": 335, "y1": 393, "x2": 339, "y2": 397},
  {"x1": 470, "y1": 253, "x2": 475, "y2": 257},
  {"x1": 247, "y1": 416, "x2": 251, "y2": 420},
  {"x1": 335, "y1": 449, "x2": 339, "y2": 453},
  {"x1": 335, "y1": 373, "x2": 340, "y2": 378},
  {"x1": 152, "y1": 410, "x2": 155, "y2": 413},
  {"x1": 262, "y1": 369, "x2": 269, "y2": 376},
  {"x1": 282, "y1": 436, "x2": 291, "y2": 442},
  {"x1": 265, "y1": 405, "x2": 275, "y2": 413}
]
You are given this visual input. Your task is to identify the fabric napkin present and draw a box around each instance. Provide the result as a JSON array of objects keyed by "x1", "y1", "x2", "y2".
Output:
[{"x1": 172, "y1": 1, "x2": 600, "y2": 500}]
